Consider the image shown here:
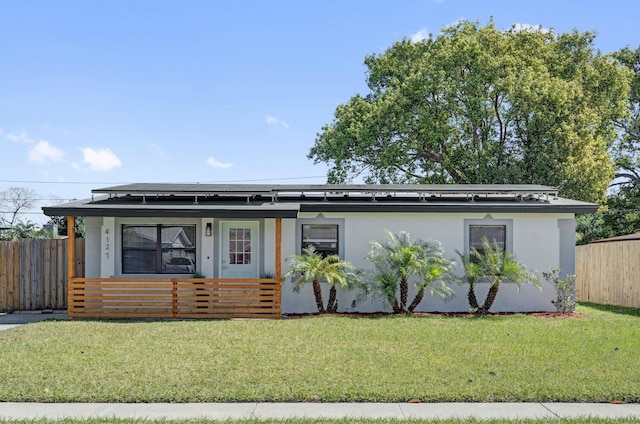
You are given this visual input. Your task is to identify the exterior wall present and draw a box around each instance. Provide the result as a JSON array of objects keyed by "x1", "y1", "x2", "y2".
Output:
[
  {"x1": 84, "y1": 216, "x2": 103, "y2": 278},
  {"x1": 281, "y1": 212, "x2": 574, "y2": 314},
  {"x1": 82, "y1": 211, "x2": 575, "y2": 315},
  {"x1": 84, "y1": 216, "x2": 274, "y2": 279}
]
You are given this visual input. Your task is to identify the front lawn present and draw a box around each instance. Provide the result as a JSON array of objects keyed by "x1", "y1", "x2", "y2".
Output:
[{"x1": 0, "y1": 303, "x2": 638, "y2": 403}]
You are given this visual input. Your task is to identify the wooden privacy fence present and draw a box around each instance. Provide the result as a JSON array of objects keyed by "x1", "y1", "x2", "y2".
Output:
[
  {"x1": 68, "y1": 277, "x2": 281, "y2": 319},
  {"x1": 0, "y1": 239, "x2": 85, "y2": 312},
  {"x1": 575, "y1": 240, "x2": 640, "y2": 308}
]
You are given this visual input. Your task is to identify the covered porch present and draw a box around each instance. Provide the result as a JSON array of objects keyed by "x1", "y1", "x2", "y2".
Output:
[{"x1": 65, "y1": 216, "x2": 283, "y2": 319}]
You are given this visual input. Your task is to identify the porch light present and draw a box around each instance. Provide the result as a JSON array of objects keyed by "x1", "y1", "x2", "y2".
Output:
[{"x1": 205, "y1": 222, "x2": 212, "y2": 237}]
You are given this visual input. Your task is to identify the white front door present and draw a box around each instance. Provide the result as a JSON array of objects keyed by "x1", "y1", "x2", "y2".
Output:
[{"x1": 220, "y1": 221, "x2": 259, "y2": 279}]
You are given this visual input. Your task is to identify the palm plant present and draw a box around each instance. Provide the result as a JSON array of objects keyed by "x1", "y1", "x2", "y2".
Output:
[
  {"x1": 458, "y1": 237, "x2": 540, "y2": 315},
  {"x1": 361, "y1": 231, "x2": 455, "y2": 314},
  {"x1": 283, "y1": 245, "x2": 357, "y2": 313}
]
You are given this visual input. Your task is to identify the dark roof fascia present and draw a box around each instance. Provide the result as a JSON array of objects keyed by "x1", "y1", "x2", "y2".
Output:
[
  {"x1": 42, "y1": 206, "x2": 299, "y2": 219},
  {"x1": 299, "y1": 203, "x2": 598, "y2": 214}
]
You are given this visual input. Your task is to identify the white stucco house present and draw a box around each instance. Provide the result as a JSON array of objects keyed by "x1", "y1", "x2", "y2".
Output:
[{"x1": 43, "y1": 183, "x2": 597, "y2": 319}]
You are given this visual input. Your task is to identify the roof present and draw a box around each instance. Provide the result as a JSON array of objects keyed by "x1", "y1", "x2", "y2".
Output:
[
  {"x1": 42, "y1": 183, "x2": 598, "y2": 218},
  {"x1": 590, "y1": 231, "x2": 640, "y2": 244}
]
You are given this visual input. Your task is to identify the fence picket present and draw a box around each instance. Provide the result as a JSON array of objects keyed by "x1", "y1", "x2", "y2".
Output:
[
  {"x1": 575, "y1": 240, "x2": 640, "y2": 308},
  {"x1": 0, "y1": 239, "x2": 85, "y2": 312}
]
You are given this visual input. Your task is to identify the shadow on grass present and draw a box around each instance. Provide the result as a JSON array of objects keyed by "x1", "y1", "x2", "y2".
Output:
[{"x1": 579, "y1": 302, "x2": 640, "y2": 317}]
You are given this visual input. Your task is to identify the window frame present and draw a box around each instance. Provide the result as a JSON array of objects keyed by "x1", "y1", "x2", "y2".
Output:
[
  {"x1": 464, "y1": 217, "x2": 513, "y2": 256},
  {"x1": 301, "y1": 223, "x2": 339, "y2": 258},
  {"x1": 296, "y1": 217, "x2": 345, "y2": 259},
  {"x1": 121, "y1": 224, "x2": 197, "y2": 274}
]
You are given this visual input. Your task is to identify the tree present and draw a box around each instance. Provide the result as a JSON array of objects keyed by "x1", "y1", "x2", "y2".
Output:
[
  {"x1": 46, "y1": 215, "x2": 86, "y2": 238},
  {"x1": 610, "y1": 45, "x2": 640, "y2": 190},
  {"x1": 282, "y1": 245, "x2": 357, "y2": 313},
  {"x1": 309, "y1": 21, "x2": 631, "y2": 203},
  {"x1": 458, "y1": 238, "x2": 539, "y2": 315},
  {"x1": 0, "y1": 220, "x2": 55, "y2": 241},
  {"x1": 360, "y1": 231, "x2": 455, "y2": 314},
  {"x1": 576, "y1": 187, "x2": 640, "y2": 244},
  {"x1": 0, "y1": 187, "x2": 37, "y2": 227}
]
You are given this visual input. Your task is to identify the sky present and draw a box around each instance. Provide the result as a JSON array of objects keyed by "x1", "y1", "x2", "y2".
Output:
[{"x1": 1, "y1": 0, "x2": 639, "y2": 224}]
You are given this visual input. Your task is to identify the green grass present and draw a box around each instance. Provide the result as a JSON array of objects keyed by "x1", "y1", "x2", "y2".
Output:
[{"x1": 0, "y1": 303, "x2": 639, "y2": 403}]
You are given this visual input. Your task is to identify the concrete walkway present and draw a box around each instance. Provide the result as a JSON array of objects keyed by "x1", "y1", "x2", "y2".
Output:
[
  {"x1": 0, "y1": 402, "x2": 639, "y2": 420},
  {"x1": 0, "y1": 311, "x2": 67, "y2": 330}
]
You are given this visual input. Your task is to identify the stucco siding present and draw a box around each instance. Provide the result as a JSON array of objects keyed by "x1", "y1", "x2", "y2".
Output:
[
  {"x1": 84, "y1": 216, "x2": 103, "y2": 278},
  {"x1": 284, "y1": 212, "x2": 574, "y2": 314},
  {"x1": 81, "y1": 211, "x2": 574, "y2": 315}
]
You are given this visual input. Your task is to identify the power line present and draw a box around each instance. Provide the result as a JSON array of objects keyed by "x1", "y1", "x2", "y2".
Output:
[{"x1": 0, "y1": 175, "x2": 328, "y2": 185}]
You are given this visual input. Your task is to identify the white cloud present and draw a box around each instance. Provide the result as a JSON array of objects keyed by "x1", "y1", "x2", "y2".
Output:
[
  {"x1": 206, "y1": 156, "x2": 233, "y2": 169},
  {"x1": 7, "y1": 131, "x2": 34, "y2": 143},
  {"x1": 82, "y1": 147, "x2": 122, "y2": 171},
  {"x1": 28, "y1": 140, "x2": 64, "y2": 164},
  {"x1": 410, "y1": 28, "x2": 429, "y2": 43},
  {"x1": 266, "y1": 115, "x2": 289, "y2": 128},
  {"x1": 511, "y1": 23, "x2": 549, "y2": 34}
]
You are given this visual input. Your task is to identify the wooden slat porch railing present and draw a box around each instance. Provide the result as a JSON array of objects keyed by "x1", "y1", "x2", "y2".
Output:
[{"x1": 68, "y1": 277, "x2": 282, "y2": 319}]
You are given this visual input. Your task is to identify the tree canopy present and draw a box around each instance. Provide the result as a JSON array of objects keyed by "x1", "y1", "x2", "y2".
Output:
[{"x1": 309, "y1": 21, "x2": 632, "y2": 203}]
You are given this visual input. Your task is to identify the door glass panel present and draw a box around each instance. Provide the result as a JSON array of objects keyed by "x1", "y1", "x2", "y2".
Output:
[{"x1": 229, "y1": 227, "x2": 252, "y2": 265}]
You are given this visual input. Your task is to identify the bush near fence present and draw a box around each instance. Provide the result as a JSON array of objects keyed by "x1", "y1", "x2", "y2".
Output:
[
  {"x1": 575, "y1": 240, "x2": 640, "y2": 308},
  {"x1": 0, "y1": 239, "x2": 84, "y2": 312}
]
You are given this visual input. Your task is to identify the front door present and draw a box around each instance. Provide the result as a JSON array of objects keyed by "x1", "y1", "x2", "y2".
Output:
[{"x1": 220, "y1": 221, "x2": 259, "y2": 279}]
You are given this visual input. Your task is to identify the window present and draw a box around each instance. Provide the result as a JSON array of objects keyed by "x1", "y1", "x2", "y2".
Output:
[
  {"x1": 228, "y1": 227, "x2": 252, "y2": 265},
  {"x1": 469, "y1": 225, "x2": 506, "y2": 255},
  {"x1": 122, "y1": 224, "x2": 196, "y2": 274},
  {"x1": 301, "y1": 224, "x2": 338, "y2": 257}
]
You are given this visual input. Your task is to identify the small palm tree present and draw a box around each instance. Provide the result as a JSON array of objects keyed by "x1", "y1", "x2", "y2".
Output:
[
  {"x1": 283, "y1": 245, "x2": 357, "y2": 313},
  {"x1": 458, "y1": 238, "x2": 540, "y2": 315},
  {"x1": 361, "y1": 231, "x2": 455, "y2": 314}
]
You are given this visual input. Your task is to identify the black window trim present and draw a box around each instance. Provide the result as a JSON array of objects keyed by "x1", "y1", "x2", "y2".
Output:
[{"x1": 121, "y1": 223, "x2": 196, "y2": 274}]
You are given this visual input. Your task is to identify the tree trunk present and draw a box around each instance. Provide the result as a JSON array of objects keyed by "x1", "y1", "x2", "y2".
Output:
[
  {"x1": 388, "y1": 294, "x2": 401, "y2": 314},
  {"x1": 312, "y1": 279, "x2": 325, "y2": 313},
  {"x1": 399, "y1": 278, "x2": 409, "y2": 313},
  {"x1": 479, "y1": 280, "x2": 500, "y2": 315},
  {"x1": 467, "y1": 281, "x2": 479, "y2": 311},
  {"x1": 327, "y1": 285, "x2": 338, "y2": 313},
  {"x1": 407, "y1": 287, "x2": 425, "y2": 313}
]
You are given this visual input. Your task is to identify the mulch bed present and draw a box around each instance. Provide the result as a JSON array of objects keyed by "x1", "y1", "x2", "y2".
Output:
[{"x1": 284, "y1": 311, "x2": 588, "y2": 319}]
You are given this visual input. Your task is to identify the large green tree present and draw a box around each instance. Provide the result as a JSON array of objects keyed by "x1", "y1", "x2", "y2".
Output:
[
  {"x1": 611, "y1": 45, "x2": 640, "y2": 189},
  {"x1": 309, "y1": 21, "x2": 631, "y2": 203},
  {"x1": 576, "y1": 45, "x2": 640, "y2": 244}
]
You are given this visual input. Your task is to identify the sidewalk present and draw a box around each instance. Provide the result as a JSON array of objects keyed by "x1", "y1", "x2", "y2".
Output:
[
  {"x1": 1, "y1": 402, "x2": 639, "y2": 420},
  {"x1": 0, "y1": 311, "x2": 67, "y2": 331}
]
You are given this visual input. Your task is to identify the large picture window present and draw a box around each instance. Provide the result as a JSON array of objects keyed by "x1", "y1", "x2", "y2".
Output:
[
  {"x1": 301, "y1": 224, "x2": 338, "y2": 257},
  {"x1": 122, "y1": 224, "x2": 196, "y2": 274}
]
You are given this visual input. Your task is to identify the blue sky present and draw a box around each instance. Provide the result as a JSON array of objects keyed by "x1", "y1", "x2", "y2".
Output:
[{"x1": 1, "y1": 0, "x2": 639, "y2": 223}]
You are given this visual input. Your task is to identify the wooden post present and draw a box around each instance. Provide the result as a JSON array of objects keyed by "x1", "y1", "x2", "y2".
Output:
[
  {"x1": 274, "y1": 218, "x2": 282, "y2": 318},
  {"x1": 172, "y1": 278, "x2": 178, "y2": 318},
  {"x1": 67, "y1": 216, "x2": 75, "y2": 317},
  {"x1": 275, "y1": 218, "x2": 282, "y2": 279}
]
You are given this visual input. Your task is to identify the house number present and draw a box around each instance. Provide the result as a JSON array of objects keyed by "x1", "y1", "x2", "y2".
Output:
[{"x1": 104, "y1": 228, "x2": 110, "y2": 259}]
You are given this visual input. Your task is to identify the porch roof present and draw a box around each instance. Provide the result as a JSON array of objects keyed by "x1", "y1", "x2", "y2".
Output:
[{"x1": 42, "y1": 183, "x2": 598, "y2": 217}]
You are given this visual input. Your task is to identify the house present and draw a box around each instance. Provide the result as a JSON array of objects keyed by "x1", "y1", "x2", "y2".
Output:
[{"x1": 43, "y1": 183, "x2": 597, "y2": 318}]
